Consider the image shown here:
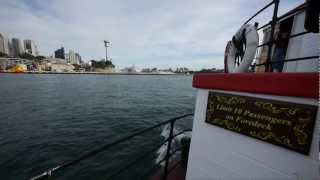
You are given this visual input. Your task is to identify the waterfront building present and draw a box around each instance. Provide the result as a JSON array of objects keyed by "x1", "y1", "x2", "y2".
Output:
[
  {"x1": 24, "y1": 39, "x2": 38, "y2": 56},
  {"x1": 0, "y1": 34, "x2": 4, "y2": 55},
  {"x1": 121, "y1": 65, "x2": 137, "y2": 73},
  {"x1": 4, "y1": 36, "x2": 9, "y2": 55},
  {"x1": 42, "y1": 58, "x2": 73, "y2": 72},
  {"x1": 67, "y1": 50, "x2": 79, "y2": 65},
  {"x1": 45, "y1": 57, "x2": 67, "y2": 64},
  {"x1": 34, "y1": 44, "x2": 39, "y2": 56},
  {"x1": 75, "y1": 53, "x2": 81, "y2": 65},
  {"x1": 65, "y1": 53, "x2": 69, "y2": 62},
  {"x1": 54, "y1": 47, "x2": 65, "y2": 59},
  {"x1": 11, "y1": 38, "x2": 25, "y2": 57},
  {"x1": 0, "y1": 33, "x2": 10, "y2": 55},
  {"x1": 50, "y1": 63, "x2": 74, "y2": 72},
  {"x1": 68, "y1": 50, "x2": 75, "y2": 64}
]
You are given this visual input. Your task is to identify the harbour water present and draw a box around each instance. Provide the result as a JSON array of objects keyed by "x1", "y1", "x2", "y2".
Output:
[{"x1": 0, "y1": 74, "x2": 195, "y2": 180}]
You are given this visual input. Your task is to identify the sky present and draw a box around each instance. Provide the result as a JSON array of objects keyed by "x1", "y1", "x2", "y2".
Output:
[{"x1": 0, "y1": 0, "x2": 303, "y2": 70}]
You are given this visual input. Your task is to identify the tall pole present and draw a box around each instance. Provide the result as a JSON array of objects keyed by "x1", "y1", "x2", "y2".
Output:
[
  {"x1": 104, "y1": 40, "x2": 110, "y2": 62},
  {"x1": 265, "y1": 0, "x2": 279, "y2": 72}
]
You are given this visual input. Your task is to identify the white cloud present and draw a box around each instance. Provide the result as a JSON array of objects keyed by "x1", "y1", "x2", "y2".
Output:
[{"x1": 0, "y1": 0, "x2": 304, "y2": 70}]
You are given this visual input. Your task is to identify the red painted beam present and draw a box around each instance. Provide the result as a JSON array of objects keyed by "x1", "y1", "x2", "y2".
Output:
[{"x1": 193, "y1": 73, "x2": 319, "y2": 98}]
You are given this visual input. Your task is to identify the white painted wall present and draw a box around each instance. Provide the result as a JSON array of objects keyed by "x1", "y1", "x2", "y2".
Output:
[
  {"x1": 186, "y1": 89, "x2": 319, "y2": 180},
  {"x1": 283, "y1": 11, "x2": 319, "y2": 72}
]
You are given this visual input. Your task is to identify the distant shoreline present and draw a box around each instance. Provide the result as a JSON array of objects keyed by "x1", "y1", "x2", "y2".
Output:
[{"x1": 0, "y1": 71, "x2": 191, "y2": 75}]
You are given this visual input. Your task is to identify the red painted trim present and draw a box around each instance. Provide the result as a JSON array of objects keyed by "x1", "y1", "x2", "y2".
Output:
[{"x1": 193, "y1": 73, "x2": 319, "y2": 98}]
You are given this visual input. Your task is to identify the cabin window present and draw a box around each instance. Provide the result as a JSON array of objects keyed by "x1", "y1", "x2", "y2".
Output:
[
  {"x1": 271, "y1": 16, "x2": 294, "y2": 72},
  {"x1": 255, "y1": 16, "x2": 294, "y2": 72},
  {"x1": 255, "y1": 28, "x2": 271, "y2": 73}
]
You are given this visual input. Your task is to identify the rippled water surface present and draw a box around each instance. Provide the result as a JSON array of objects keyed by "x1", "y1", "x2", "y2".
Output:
[{"x1": 0, "y1": 74, "x2": 195, "y2": 180}]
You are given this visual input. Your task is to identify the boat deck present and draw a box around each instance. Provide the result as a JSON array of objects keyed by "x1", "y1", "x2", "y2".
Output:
[{"x1": 150, "y1": 161, "x2": 187, "y2": 180}]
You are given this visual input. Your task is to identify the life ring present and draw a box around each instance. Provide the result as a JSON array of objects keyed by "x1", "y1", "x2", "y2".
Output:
[{"x1": 224, "y1": 24, "x2": 259, "y2": 73}]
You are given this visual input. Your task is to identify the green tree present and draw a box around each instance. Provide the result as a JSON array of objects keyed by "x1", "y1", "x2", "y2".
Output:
[
  {"x1": 35, "y1": 55, "x2": 46, "y2": 61},
  {"x1": 91, "y1": 59, "x2": 114, "y2": 68},
  {"x1": 19, "y1": 53, "x2": 35, "y2": 60},
  {"x1": 0, "y1": 52, "x2": 8, "y2": 57}
]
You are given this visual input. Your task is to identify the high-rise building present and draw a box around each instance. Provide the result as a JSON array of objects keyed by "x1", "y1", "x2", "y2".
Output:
[
  {"x1": 8, "y1": 40, "x2": 12, "y2": 56},
  {"x1": 0, "y1": 34, "x2": 4, "y2": 54},
  {"x1": 65, "y1": 53, "x2": 69, "y2": 62},
  {"x1": 75, "y1": 53, "x2": 81, "y2": 64},
  {"x1": 34, "y1": 44, "x2": 39, "y2": 56},
  {"x1": 24, "y1": 39, "x2": 38, "y2": 56},
  {"x1": 54, "y1": 47, "x2": 65, "y2": 59},
  {"x1": 67, "y1": 50, "x2": 77, "y2": 64},
  {"x1": 0, "y1": 33, "x2": 10, "y2": 55},
  {"x1": 11, "y1": 38, "x2": 25, "y2": 57}
]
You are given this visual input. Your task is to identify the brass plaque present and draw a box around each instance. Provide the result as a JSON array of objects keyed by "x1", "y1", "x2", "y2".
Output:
[{"x1": 206, "y1": 92, "x2": 318, "y2": 155}]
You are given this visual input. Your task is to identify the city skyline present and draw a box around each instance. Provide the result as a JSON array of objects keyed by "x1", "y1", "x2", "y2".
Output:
[
  {"x1": 0, "y1": 33, "x2": 39, "y2": 57},
  {"x1": 0, "y1": 0, "x2": 303, "y2": 70}
]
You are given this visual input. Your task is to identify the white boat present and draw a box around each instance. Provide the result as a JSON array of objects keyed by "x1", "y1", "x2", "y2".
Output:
[
  {"x1": 188, "y1": 1, "x2": 319, "y2": 179},
  {"x1": 30, "y1": 1, "x2": 319, "y2": 180}
]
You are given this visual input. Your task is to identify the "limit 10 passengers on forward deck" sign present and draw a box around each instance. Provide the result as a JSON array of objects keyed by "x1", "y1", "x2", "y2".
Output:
[{"x1": 205, "y1": 92, "x2": 318, "y2": 155}]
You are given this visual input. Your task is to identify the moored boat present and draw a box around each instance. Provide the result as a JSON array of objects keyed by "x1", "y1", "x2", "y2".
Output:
[{"x1": 9, "y1": 64, "x2": 27, "y2": 73}]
